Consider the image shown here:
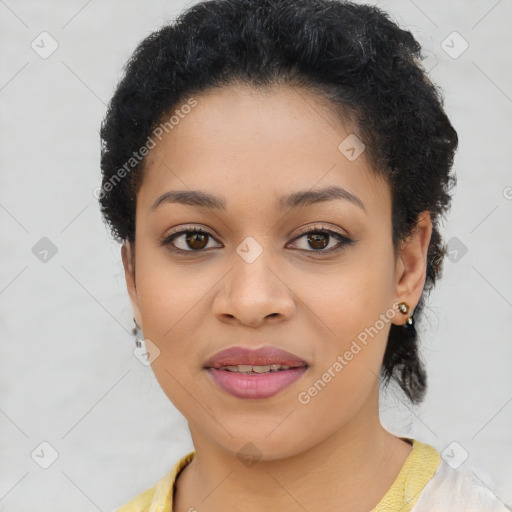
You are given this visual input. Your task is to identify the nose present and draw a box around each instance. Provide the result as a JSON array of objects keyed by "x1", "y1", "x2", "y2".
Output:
[{"x1": 212, "y1": 247, "x2": 296, "y2": 328}]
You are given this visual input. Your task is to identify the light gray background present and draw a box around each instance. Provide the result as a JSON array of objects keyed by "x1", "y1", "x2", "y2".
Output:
[{"x1": 1, "y1": 0, "x2": 511, "y2": 510}]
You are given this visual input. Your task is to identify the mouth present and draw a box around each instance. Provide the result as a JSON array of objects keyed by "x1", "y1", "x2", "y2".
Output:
[
  {"x1": 203, "y1": 345, "x2": 309, "y2": 399},
  {"x1": 208, "y1": 363, "x2": 307, "y2": 374}
]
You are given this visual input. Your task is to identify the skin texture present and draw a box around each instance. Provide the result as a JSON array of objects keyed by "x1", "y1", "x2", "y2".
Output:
[{"x1": 121, "y1": 83, "x2": 432, "y2": 512}]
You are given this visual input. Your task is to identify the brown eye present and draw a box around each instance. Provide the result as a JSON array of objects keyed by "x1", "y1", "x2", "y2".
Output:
[
  {"x1": 185, "y1": 232, "x2": 209, "y2": 250},
  {"x1": 162, "y1": 225, "x2": 353, "y2": 255},
  {"x1": 307, "y1": 233, "x2": 329, "y2": 250},
  {"x1": 162, "y1": 227, "x2": 222, "y2": 253},
  {"x1": 288, "y1": 226, "x2": 353, "y2": 253}
]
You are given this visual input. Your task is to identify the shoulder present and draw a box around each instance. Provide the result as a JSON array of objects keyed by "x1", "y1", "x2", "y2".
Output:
[
  {"x1": 113, "y1": 451, "x2": 196, "y2": 512},
  {"x1": 412, "y1": 458, "x2": 509, "y2": 512}
]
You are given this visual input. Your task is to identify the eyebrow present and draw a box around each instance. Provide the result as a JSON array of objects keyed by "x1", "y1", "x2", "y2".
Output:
[{"x1": 150, "y1": 185, "x2": 366, "y2": 213}]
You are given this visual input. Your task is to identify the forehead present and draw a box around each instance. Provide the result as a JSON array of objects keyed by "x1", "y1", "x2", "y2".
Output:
[{"x1": 139, "y1": 83, "x2": 390, "y2": 218}]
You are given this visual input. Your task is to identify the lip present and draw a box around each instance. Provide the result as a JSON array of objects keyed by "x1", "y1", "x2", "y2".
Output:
[
  {"x1": 203, "y1": 346, "x2": 308, "y2": 368},
  {"x1": 203, "y1": 346, "x2": 309, "y2": 399},
  {"x1": 206, "y1": 366, "x2": 308, "y2": 399}
]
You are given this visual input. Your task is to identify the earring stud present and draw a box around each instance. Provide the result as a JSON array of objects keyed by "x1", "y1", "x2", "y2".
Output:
[{"x1": 397, "y1": 301, "x2": 414, "y2": 328}]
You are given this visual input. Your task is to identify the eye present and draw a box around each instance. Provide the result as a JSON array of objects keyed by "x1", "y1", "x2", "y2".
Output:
[
  {"x1": 162, "y1": 226, "x2": 222, "y2": 253},
  {"x1": 161, "y1": 224, "x2": 354, "y2": 254},
  {"x1": 287, "y1": 225, "x2": 354, "y2": 253}
]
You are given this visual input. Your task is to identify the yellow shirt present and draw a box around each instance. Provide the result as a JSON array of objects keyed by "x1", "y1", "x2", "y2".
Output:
[{"x1": 115, "y1": 437, "x2": 445, "y2": 511}]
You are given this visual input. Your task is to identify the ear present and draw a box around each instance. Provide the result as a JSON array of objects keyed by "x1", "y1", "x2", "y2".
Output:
[
  {"x1": 392, "y1": 211, "x2": 433, "y2": 326},
  {"x1": 121, "y1": 240, "x2": 142, "y2": 328}
]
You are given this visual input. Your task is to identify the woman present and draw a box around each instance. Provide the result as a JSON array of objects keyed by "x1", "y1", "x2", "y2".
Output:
[{"x1": 98, "y1": 0, "x2": 507, "y2": 510}]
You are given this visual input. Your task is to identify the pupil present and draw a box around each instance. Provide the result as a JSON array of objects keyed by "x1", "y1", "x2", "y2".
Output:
[
  {"x1": 187, "y1": 232, "x2": 208, "y2": 249},
  {"x1": 308, "y1": 233, "x2": 328, "y2": 249}
]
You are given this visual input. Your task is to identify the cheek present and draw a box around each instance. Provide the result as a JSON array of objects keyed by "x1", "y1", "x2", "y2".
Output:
[
  {"x1": 290, "y1": 252, "x2": 394, "y2": 401},
  {"x1": 134, "y1": 249, "x2": 223, "y2": 401},
  {"x1": 293, "y1": 256, "x2": 393, "y2": 343},
  {"x1": 293, "y1": 278, "x2": 391, "y2": 434},
  {"x1": 135, "y1": 249, "x2": 212, "y2": 337}
]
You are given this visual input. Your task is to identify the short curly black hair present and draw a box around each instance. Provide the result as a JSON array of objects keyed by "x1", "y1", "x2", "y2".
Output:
[{"x1": 99, "y1": 0, "x2": 458, "y2": 405}]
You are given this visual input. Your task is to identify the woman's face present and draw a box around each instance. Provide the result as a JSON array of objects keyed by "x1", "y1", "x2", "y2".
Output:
[{"x1": 122, "y1": 83, "x2": 431, "y2": 460}]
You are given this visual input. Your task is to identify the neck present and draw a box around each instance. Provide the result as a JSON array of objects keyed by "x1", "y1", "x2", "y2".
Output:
[{"x1": 173, "y1": 384, "x2": 412, "y2": 512}]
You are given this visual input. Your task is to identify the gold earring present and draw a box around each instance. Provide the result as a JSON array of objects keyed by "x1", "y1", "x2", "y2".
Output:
[{"x1": 397, "y1": 302, "x2": 414, "y2": 328}]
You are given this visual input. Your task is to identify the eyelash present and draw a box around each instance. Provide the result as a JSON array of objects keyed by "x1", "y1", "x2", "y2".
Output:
[{"x1": 161, "y1": 224, "x2": 354, "y2": 255}]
